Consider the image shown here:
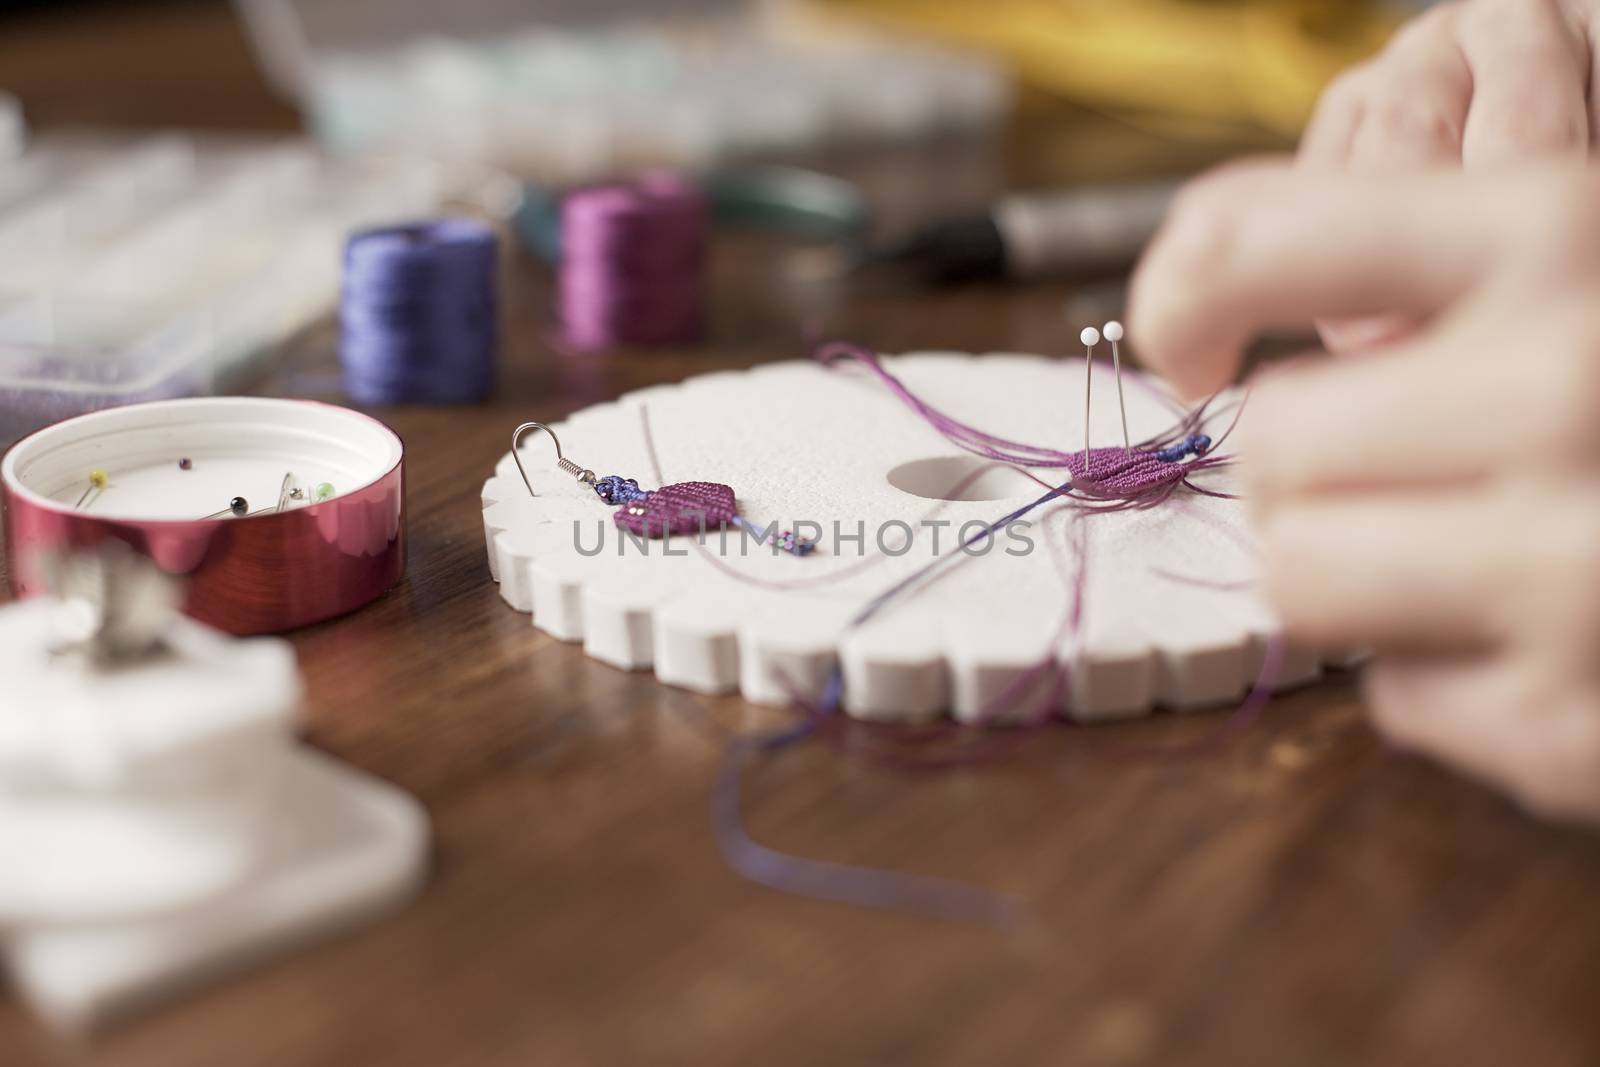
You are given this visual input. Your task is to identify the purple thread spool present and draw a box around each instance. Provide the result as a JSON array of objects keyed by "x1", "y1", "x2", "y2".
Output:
[
  {"x1": 339, "y1": 218, "x2": 498, "y2": 406},
  {"x1": 559, "y1": 174, "x2": 708, "y2": 352}
]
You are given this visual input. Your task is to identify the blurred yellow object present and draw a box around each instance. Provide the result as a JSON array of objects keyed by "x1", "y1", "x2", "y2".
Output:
[{"x1": 794, "y1": 0, "x2": 1399, "y2": 139}]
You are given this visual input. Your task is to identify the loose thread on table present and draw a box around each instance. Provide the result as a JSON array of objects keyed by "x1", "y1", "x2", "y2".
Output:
[
  {"x1": 712, "y1": 507, "x2": 1087, "y2": 928},
  {"x1": 627, "y1": 348, "x2": 1281, "y2": 923}
]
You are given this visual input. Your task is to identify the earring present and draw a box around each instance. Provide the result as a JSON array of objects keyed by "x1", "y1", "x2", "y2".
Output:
[{"x1": 511, "y1": 422, "x2": 815, "y2": 556}]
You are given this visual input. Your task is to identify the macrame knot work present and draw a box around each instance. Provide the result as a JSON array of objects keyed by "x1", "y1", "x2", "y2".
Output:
[
  {"x1": 592, "y1": 475, "x2": 650, "y2": 505},
  {"x1": 598, "y1": 475, "x2": 817, "y2": 556},
  {"x1": 1069, "y1": 434, "x2": 1215, "y2": 497}
]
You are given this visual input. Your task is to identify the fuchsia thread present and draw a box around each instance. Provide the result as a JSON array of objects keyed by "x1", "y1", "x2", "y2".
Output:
[
  {"x1": 614, "y1": 480, "x2": 738, "y2": 539},
  {"x1": 1069, "y1": 447, "x2": 1188, "y2": 496},
  {"x1": 626, "y1": 344, "x2": 1281, "y2": 924},
  {"x1": 813, "y1": 341, "x2": 1242, "y2": 509}
]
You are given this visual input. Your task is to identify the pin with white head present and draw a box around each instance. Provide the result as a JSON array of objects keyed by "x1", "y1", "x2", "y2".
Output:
[
  {"x1": 1080, "y1": 326, "x2": 1100, "y2": 466},
  {"x1": 1103, "y1": 320, "x2": 1130, "y2": 450}
]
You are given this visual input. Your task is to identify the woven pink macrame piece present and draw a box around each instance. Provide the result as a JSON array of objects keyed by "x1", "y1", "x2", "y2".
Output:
[
  {"x1": 1066, "y1": 449, "x2": 1188, "y2": 496},
  {"x1": 614, "y1": 481, "x2": 740, "y2": 538}
]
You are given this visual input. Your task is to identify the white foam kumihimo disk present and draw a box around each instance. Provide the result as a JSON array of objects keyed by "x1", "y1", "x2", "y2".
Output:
[
  {"x1": 482, "y1": 353, "x2": 1325, "y2": 720},
  {"x1": 0, "y1": 549, "x2": 429, "y2": 1034}
]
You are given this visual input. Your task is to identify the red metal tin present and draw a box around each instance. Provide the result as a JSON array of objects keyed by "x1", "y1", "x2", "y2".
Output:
[{"x1": 2, "y1": 401, "x2": 405, "y2": 635}]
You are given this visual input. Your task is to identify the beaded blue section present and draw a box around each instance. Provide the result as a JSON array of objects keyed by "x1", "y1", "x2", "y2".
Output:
[
  {"x1": 730, "y1": 515, "x2": 817, "y2": 557},
  {"x1": 1154, "y1": 433, "x2": 1213, "y2": 464},
  {"x1": 592, "y1": 475, "x2": 651, "y2": 505},
  {"x1": 773, "y1": 530, "x2": 819, "y2": 557}
]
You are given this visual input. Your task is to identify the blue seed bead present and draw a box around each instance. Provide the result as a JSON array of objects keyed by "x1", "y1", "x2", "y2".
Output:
[{"x1": 594, "y1": 475, "x2": 646, "y2": 504}]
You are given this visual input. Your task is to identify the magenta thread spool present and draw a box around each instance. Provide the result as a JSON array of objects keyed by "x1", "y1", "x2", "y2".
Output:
[{"x1": 558, "y1": 173, "x2": 708, "y2": 352}]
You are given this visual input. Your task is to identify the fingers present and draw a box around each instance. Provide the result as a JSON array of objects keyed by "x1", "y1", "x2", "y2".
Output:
[
  {"x1": 1298, "y1": 67, "x2": 1366, "y2": 169},
  {"x1": 1309, "y1": 6, "x2": 1472, "y2": 351},
  {"x1": 1349, "y1": 7, "x2": 1473, "y2": 170},
  {"x1": 1129, "y1": 163, "x2": 1499, "y2": 398},
  {"x1": 1366, "y1": 655, "x2": 1527, "y2": 771},
  {"x1": 1300, "y1": 0, "x2": 1592, "y2": 175},
  {"x1": 1260, "y1": 476, "x2": 1600, "y2": 657},
  {"x1": 1366, "y1": 655, "x2": 1600, "y2": 822},
  {"x1": 1311, "y1": 23, "x2": 1471, "y2": 351},
  {"x1": 1298, "y1": 4, "x2": 1471, "y2": 173},
  {"x1": 1456, "y1": 0, "x2": 1591, "y2": 166},
  {"x1": 1293, "y1": 0, "x2": 1587, "y2": 354},
  {"x1": 1242, "y1": 299, "x2": 1600, "y2": 501},
  {"x1": 1257, "y1": 493, "x2": 1514, "y2": 652},
  {"x1": 1586, "y1": 4, "x2": 1600, "y2": 144},
  {"x1": 1240, "y1": 344, "x2": 1468, "y2": 500},
  {"x1": 1314, "y1": 316, "x2": 1418, "y2": 355}
]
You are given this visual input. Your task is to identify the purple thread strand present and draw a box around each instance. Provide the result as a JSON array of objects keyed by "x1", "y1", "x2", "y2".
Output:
[
  {"x1": 711, "y1": 507, "x2": 1088, "y2": 926},
  {"x1": 632, "y1": 346, "x2": 1283, "y2": 924},
  {"x1": 713, "y1": 732, "x2": 1024, "y2": 927},
  {"x1": 812, "y1": 342, "x2": 1238, "y2": 475},
  {"x1": 640, "y1": 409, "x2": 1072, "y2": 594}
]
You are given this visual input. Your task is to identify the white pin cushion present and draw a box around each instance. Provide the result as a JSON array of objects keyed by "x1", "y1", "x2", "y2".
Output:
[
  {"x1": 0, "y1": 598, "x2": 301, "y2": 925},
  {"x1": 2, "y1": 397, "x2": 406, "y2": 635},
  {"x1": 482, "y1": 353, "x2": 1326, "y2": 721},
  {"x1": 0, "y1": 588, "x2": 430, "y2": 1033}
]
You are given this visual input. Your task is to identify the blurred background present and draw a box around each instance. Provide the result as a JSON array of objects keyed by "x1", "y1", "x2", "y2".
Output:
[
  {"x1": 1, "y1": 0, "x2": 1420, "y2": 146},
  {"x1": 0, "y1": 0, "x2": 1423, "y2": 446}
]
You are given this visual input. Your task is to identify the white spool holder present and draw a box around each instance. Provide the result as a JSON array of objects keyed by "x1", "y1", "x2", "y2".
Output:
[
  {"x1": 482, "y1": 353, "x2": 1328, "y2": 722},
  {"x1": 0, "y1": 598, "x2": 429, "y2": 1034}
]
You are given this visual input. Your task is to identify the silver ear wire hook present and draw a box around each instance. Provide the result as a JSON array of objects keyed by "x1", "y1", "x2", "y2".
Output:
[{"x1": 511, "y1": 422, "x2": 597, "y2": 497}]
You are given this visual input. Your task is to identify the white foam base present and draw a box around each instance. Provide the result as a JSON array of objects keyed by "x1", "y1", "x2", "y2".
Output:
[
  {"x1": 481, "y1": 354, "x2": 1327, "y2": 720},
  {"x1": 4, "y1": 748, "x2": 430, "y2": 1034}
]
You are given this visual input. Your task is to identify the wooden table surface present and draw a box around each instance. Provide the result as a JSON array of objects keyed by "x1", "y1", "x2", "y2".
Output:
[{"x1": 4, "y1": 4, "x2": 1600, "y2": 1066}]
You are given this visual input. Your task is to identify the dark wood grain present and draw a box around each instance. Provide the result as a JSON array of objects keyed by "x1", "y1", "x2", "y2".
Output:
[{"x1": 5, "y1": 7, "x2": 1600, "y2": 1067}]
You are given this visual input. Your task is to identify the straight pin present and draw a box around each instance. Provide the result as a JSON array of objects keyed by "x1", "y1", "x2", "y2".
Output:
[
  {"x1": 274, "y1": 472, "x2": 296, "y2": 513},
  {"x1": 1080, "y1": 326, "x2": 1101, "y2": 468},
  {"x1": 74, "y1": 469, "x2": 109, "y2": 511},
  {"x1": 203, "y1": 497, "x2": 251, "y2": 520},
  {"x1": 1104, "y1": 320, "x2": 1131, "y2": 450}
]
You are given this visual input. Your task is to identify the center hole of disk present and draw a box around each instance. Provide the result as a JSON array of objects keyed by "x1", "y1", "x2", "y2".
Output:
[{"x1": 886, "y1": 455, "x2": 1043, "y2": 502}]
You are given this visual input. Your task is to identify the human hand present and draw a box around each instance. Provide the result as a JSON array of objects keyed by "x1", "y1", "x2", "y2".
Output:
[
  {"x1": 1301, "y1": 0, "x2": 1597, "y2": 350},
  {"x1": 1129, "y1": 159, "x2": 1600, "y2": 823},
  {"x1": 1302, "y1": 0, "x2": 1595, "y2": 171}
]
